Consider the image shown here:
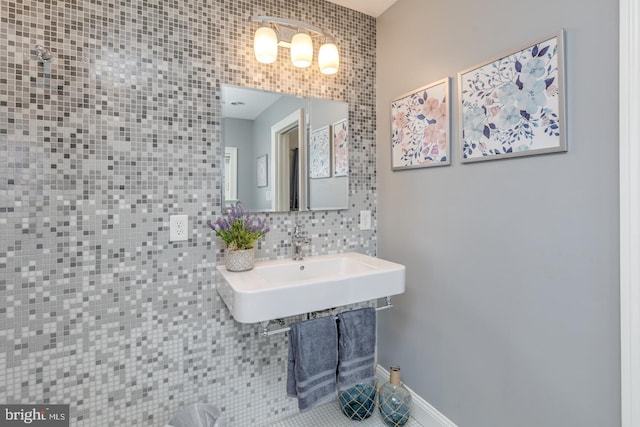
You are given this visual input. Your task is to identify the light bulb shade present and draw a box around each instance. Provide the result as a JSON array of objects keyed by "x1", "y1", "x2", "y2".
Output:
[
  {"x1": 318, "y1": 43, "x2": 339, "y2": 74},
  {"x1": 254, "y1": 26, "x2": 278, "y2": 64},
  {"x1": 290, "y1": 33, "x2": 313, "y2": 68}
]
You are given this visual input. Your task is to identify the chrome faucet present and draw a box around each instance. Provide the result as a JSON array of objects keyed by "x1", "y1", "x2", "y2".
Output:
[{"x1": 292, "y1": 223, "x2": 311, "y2": 261}]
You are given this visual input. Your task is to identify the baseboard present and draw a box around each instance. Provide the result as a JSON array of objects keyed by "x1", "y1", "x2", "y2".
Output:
[{"x1": 376, "y1": 365, "x2": 457, "y2": 427}]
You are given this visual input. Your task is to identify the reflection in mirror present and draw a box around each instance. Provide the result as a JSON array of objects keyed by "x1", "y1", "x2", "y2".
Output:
[
  {"x1": 271, "y1": 109, "x2": 305, "y2": 211},
  {"x1": 224, "y1": 147, "x2": 238, "y2": 203},
  {"x1": 221, "y1": 84, "x2": 348, "y2": 212},
  {"x1": 308, "y1": 98, "x2": 349, "y2": 210}
]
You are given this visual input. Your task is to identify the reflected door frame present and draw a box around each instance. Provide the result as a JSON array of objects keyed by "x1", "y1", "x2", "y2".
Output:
[
  {"x1": 620, "y1": 0, "x2": 640, "y2": 425},
  {"x1": 271, "y1": 109, "x2": 307, "y2": 211},
  {"x1": 224, "y1": 147, "x2": 238, "y2": 204}
]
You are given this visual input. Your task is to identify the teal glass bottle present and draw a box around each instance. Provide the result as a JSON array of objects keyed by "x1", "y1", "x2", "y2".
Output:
[{"x1": 378, "y1": 366, "x2": 411, "y2": 427}]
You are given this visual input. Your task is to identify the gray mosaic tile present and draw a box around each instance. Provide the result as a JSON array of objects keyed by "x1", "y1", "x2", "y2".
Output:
[
  {"x1": 0, "y1": 0, "x2": 377, "y2": 425},
  {"x1": 268, "y1": 401, "x2": 424, "y2": 427}
]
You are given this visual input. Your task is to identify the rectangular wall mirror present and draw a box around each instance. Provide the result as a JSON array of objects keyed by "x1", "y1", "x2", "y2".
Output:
[{"x1": 221, "y1": 84, "x2": 349, "y2": 212}]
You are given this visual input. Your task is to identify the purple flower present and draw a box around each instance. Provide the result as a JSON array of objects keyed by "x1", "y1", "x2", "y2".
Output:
[{"x1": 207, "y1": 202, "x2": 269, "y2": 250}]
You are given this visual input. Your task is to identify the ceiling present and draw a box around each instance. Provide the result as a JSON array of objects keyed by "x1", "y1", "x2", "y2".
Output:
[
  {"x1": 324, "y1": 0, "x2": 399, "y2": 17},
  {"x1": 221, "y1": 85, "x2": 282, "y2": 120}
]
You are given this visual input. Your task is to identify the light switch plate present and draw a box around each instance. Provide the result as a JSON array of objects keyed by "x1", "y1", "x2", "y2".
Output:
[
  {"x1": 169, "y1": 215, "x2": 188, "y2": 242},
  {"x1": 359, "y1": 210, "x2": 371, "y2": 230}
]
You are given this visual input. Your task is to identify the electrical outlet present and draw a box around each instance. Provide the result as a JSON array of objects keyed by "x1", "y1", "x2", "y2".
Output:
[
  {"x1": 169, "y1": 215, "x2": 189, "y2": 242},
  {"x1": 359, "y1": 210, "x2": 371, "y2": 230}
]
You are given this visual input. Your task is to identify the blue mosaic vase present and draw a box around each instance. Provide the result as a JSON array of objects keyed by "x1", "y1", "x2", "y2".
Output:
[
  {"x1": 378, "y1": 366, "x2": 411, "y2": 427},
  {"x1": 338, "y1": 380, "x2": 377, "y2": 420}
]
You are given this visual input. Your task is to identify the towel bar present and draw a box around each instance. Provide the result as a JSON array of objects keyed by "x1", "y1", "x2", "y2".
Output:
[{"x1": 259, "y1": 296, "x2": 393, "y2": 337}]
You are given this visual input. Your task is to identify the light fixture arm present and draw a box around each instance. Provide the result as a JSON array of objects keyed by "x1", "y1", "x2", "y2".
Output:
[{"x1": 250, "y1": 16, "x2": 335, "y2": 41}]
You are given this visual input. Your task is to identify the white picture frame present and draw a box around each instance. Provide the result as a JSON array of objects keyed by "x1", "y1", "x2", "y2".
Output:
[
  {"x1": 391, "y1": 78, "x2": 451, "y2": 170},
  {"x1": 457, "y1": 30, "x2": 567, "y2": 163},
  {"x1": 309, "y1": 125, "x2": 331, "y2": 179},
  {"x1": 333, "y1": 119, "x2": 349, "y2": 177},
  {"x1": 256, "y1": 154, "x2": 268, "y2": 188}
]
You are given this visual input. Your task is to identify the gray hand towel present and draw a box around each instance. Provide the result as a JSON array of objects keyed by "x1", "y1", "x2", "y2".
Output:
[
  {"x1": 336, "y1": 307, "x2": 376, "y2": 391},
  {"x1": 287, "y1": 316, "x2": 339, "y2": 411}
]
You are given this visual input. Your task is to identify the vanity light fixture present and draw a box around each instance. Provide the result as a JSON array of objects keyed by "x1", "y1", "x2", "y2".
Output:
[{"x1": 250, "y1": 16, "x2": 340, "y2": 74}]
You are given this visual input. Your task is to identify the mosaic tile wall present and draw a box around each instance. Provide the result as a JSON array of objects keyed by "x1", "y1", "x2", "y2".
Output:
[{"x1": 0, "y1": 0, "x2": 376, "y2": 425}]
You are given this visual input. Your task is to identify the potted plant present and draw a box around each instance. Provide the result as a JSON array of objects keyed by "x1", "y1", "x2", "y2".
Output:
[{"x1": 207, "y1": 202, "x2": 269, "y2": 272}]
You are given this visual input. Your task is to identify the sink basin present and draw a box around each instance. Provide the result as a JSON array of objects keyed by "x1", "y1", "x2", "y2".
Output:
[{"x1": 216, "y1": 252, "x2": 405, "y2": 323}]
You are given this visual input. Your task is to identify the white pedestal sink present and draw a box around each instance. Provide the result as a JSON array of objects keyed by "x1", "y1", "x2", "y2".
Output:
[{"x1": 215, "y1": 252, "x2": 406, "y2": 323}]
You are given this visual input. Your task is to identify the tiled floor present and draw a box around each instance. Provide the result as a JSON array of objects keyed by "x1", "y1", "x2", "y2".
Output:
[{"x1": 268, "y1": 401, "x2": 423, "y2": 427}]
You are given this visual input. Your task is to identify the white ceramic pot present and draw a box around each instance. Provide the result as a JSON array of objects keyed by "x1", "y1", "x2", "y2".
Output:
[{"x1": 224, "y1": 248, "x2": 255, "y2": 272}]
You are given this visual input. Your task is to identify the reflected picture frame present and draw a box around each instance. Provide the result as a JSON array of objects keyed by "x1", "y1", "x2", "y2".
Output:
[
  {"x1": 309, "y1": 125, "x2": 331, "y2": 179},
  {"x1": 391, "y1": 77, "x2": 451, "y2": 170},
  {"x1": 457, "y1": 30, "x2": 567, "y2": 163},
  {"x1": 333, "y1": 119, "x2": 349, "y2": 177},
  {"x1": 256, "y1": 154, "x2": 268, "y2": 187}
]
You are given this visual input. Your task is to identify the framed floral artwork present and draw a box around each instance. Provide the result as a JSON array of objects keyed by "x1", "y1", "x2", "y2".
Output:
[
  {"x1": 309, "y1": 125, "x2": 331, "y2": 179},
  {"x1": 333, "y1": 119, "x2": 349, "y2": 176},
  {"x1": 391, "y1": 78, "x2": 451, "y2": 170},
  {"x1": 256, "y1": 154, "x2": 267, "y2": 187},
  {"x1": 458, "y1": 30, "x2": 566, "y2": 163}
]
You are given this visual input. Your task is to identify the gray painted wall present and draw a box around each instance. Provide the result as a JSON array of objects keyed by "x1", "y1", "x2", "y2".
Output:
[{"x1": 376, "y1": 0, "x2": 620, "y2": 426}]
